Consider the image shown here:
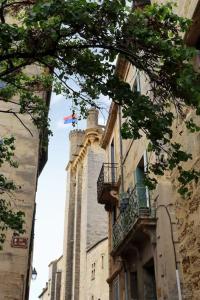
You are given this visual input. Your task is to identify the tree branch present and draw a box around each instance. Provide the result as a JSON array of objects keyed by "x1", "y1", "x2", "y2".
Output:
[{"x1": 0, "y1": 109, "x2": 33, "y2": 136}]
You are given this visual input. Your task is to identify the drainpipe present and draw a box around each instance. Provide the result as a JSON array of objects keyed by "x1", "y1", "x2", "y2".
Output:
[
  {"x1": 24, "y1": 203, "x2": 36, "y2": 300},
  {"x1": 176, "y1": 269, "x2": 182, "y2": 300},
  {"x1": 118, "y1": 105, "x2": 124, "y2": 193}
]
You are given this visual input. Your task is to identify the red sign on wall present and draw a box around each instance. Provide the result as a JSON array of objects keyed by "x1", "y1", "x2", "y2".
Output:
[{"x1": 11, "y1": 237, "x2": 28, "y2": 249}]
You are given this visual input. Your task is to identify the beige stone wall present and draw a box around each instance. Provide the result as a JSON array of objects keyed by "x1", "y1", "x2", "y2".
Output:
[
  {"x1": 155, "y1": 1, "x2": 200, "y2": 299},
  {"x1": 168, "y1": 110, "x2": 200, "y2": 299},
  {"x1": 61, "y1": 163, "x2": 72, "y2": 300},
  {"x1": 56, "y1": 256, "x2": 64, "y2": 300},
  {"x1": 86, "y1": 238, "x2": 109, "y2": 300},
  {"x1": 0, "y1": 100, "x2": 41, "y2": 299},
  {"x1": 79, "y1": 140, "x2": 107, "y2": 300},
  {"x1": 0, "y1": 7, "x2": 49, "y2": 292},
  {"x1": 153, "y1": 0, "x2": 199, "y2": 18}
]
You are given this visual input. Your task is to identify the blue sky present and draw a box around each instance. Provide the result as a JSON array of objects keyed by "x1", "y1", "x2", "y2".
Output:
[{"x1": 29, "y1": 93, "x2": 109, "y2": 299}]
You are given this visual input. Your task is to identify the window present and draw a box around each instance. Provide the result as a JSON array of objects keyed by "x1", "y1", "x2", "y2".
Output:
[
  {"x1": 132, "y1": 72, "x2": 141, "y2": 93},
  {"x1": 134, "y1": 152, "x2": 149, "y2": 207},
  {"x1": 143, "y1": 259, "x2": 157, "y2": 300},
  {"x1": 91, "y1": 263, "x2": 96, "y2": 280},
  {"x1": 111, "y1": 206, "x2": 117, "y2": 225},
  {"x1": 101, "y1": 255, "x2": 104, "y2": 269}
]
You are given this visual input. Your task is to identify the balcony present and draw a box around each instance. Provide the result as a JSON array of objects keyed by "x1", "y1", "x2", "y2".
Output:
[
  {"x1": 112, "y1": 187, "x2": 156, "y2": 255},
  {"x1": 97, "y1": 163, "x2": 119, "y2": 211}
]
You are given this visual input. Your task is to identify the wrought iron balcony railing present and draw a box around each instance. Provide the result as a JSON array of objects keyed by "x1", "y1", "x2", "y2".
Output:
[
  {"x1": 97, "y1": 163, "x2": 119, "y2": 209},
  {"x1": 112, "y1": 187, "x2": 155, "y2": 251}
]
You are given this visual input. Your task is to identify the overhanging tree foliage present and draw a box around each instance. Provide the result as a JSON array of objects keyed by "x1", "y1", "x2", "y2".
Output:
[
  {"x1": 0, "y1": 137, "x2": 25, "y2": 247},
  {"x1": 0, "y1": 0, "x2": 200, "y2": 241}
]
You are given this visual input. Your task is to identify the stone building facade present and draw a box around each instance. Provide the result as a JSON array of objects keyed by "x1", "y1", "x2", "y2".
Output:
[
  {"x1": 97, "y1": 1, "x2": 200, "y2": 300},
  {"x1": 62, "y1": 109, "x2": 109, "y2": 300},
  {"x1": 0, "y1": 87, "x2": 50, "y2": 299},
  {"x1": 39, "y1": 256, "x2": 64, "y2": 300},
  {"x1": 86, "y1": 237, "x2": 109, "y2": 300}
]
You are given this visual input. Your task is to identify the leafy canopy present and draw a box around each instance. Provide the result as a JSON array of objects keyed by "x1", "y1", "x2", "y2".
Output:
[
  {"x1": 0, "y1": 0, "x2": 199, "y2": 238},
  {"x1": 0, "y1": 137, "x2": 25, "y2": 248}
]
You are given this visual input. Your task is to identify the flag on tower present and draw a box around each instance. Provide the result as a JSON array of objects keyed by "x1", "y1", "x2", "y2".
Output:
[{"x1": 63, "y1": 114, "x2": 77, "y2": 124}]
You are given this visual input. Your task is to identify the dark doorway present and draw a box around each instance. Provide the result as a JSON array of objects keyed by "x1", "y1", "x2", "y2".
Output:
[
  {"x1": 143, "y1": 259, "x2": 157, "y2": 300},
  {"x1": 130, "y1": 271, "x2": 139, "y2": 300}
]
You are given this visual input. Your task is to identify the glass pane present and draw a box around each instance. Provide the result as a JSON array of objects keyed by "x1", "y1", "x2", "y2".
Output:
[{"x1": 135, "y1": 166, "x2": 147, "y2": 207}]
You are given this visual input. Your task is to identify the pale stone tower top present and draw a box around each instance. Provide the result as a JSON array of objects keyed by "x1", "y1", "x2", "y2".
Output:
[
  {"x1": 69, "y1": 109, "x2": 100, "y2": 161},
  {"x1": 69, "y1": 129, "x2": 85, "y2": 161},
  {"x1": 87, "y1": 108, "x2": 99, "y2": 129}
]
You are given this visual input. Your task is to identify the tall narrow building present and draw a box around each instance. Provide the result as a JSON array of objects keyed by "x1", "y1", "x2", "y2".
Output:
[
  {"x1": 62, "y1": 109, "x2": 109, "y2": 300},
  {"x1": 0, "y1": 84, "x2": 50, "y2": 299}
]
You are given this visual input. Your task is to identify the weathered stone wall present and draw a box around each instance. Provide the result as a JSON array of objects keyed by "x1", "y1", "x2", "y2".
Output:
[
  {"x1": 86, "y1": 238, "x2": 109, "y2": 300},
  {"x1": 0, "y1": 101, "x2": 41, "y2": 299},
  {"x1": 155, "y1": 1, "x2": 200, "y2": 298},
  {"x1": 72, "y1": 163, "x2": 83, "y2": 299},
  {"x1": 169, "y1": 110, "x2": 200, "y2": 299},
  {"x1": 63, "y1": 167, "x2": 76, "y2": 300},
  {"x1": 79, "y1": 136, "x2": 107, "y2": 300},
  {"x1": 86, "y1": 144, "x2": 107, "y2": 249},
  {"x1": 153, "y1": 0, "x2": 199, "y2": 18},
  {"x1": 56, "y1": 256, "x2": 64, "y2": 300}
]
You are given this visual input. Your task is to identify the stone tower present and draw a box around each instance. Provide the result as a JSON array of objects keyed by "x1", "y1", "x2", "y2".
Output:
[{"x1": 62, "y1": 109, "x2": 108, "y2": 300}]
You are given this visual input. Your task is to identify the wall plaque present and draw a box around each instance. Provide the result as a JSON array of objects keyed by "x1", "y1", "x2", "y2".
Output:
[{"x1": 11, "y1": 237, "x2": 28, "y2": 249}]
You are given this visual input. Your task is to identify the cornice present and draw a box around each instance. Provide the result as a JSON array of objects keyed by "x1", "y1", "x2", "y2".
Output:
[{"x1": 101, "y1": 102, "x2": 118, "y2": 149}]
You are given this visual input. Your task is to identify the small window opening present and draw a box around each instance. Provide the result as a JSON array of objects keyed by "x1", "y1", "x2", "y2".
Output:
[
  {"x1": 91, "y1": 263, "x2": 96, "y2": 280},
  {"x1": 112, "y1": 206, "x2": 117, "y2": 225},
  {"x1": 101, "y1": 255, "x2": 104, "y2": 269},
  {"x1": 132, "y1": 73, "x2": 141, "y2": 93}
]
